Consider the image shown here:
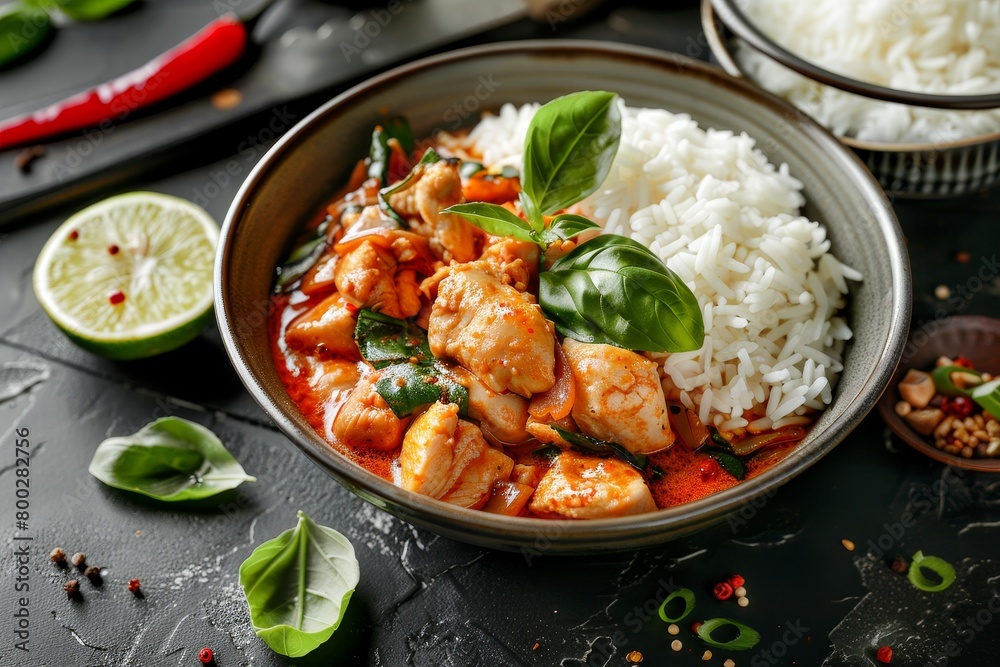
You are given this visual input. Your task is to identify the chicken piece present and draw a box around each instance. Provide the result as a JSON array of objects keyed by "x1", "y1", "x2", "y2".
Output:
[
  {"x1": 284, "y1": 293, "x2": 359, "y2": 358},
  {"x1": 309, "y1": 359, "x2": 361, "y2": 400},
  {"x1": 563, "y1": 338, "x2": 675, "y2": 455},
  {"x1": 332, "y1": 371, "x2": 407, "y2": 452},
  {"x1": 428, "y1": 268, "x2": 556, "y2": 398},
  {"x1": 528, "y1": 451, "x2": 657, "y2": 519},
  {"x1": 452, "y1": 367, "x2": 531, "y2": 445},
  {"x1": 475, "y1": 234, "x2": 539, "y2": 292},
  {"x1": 399, "y1": 402, "x2": 513, "y2": 508},
  {"x1": 333, "y1": 240, "x2": 422, "y2": 319},
  {"x1": 525, "y1": 414, "x2": 577, "y2": 447},
  {"x1": 388, "y1": 160, "x2": 478, "y2": 263}
]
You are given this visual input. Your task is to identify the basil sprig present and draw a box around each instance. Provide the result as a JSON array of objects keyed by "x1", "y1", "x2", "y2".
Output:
[
  {"x1": 354, "y1": 309, "x2": 468, "y2": 417},
  {"x1": 239, "y1": 511, "x2": 360, "y2": 658},
  {"x1": 444, "y1": 90, "x2": 703, "y2": 354},
  {"x1": 88, "y1": 417, "x2": 255, "y2": 501}
]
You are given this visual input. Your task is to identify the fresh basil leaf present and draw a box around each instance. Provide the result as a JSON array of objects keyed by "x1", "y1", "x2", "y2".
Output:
[
  {"x1": 33, "y1": 0, "x2": 137, "y2": 21},
  {"x1": 88, "y1": 417, "x2": 255, "y2": 501},
  {"x1": 367, "y1": 118, "x2": 413, "y2": 185},
  {"x1": 354, "y1": 308, "x2": 469, "y2": 417},
  {"x1": 522, "y1": 91, "x2": 621, "y2": 217},
  {"x1": 379, "y1": 148, "x2": 441, "y2": 226},
  {"x1": 705, "y1": 449, "x2": 746, "y2": 480},
  {"x1": 0, "y1": 4, "x2": 51, "y2": 66},
  {"x1": 541, "y1": 214, "x2": 601, "y2": 243},
  {"x1": 551, "y1": 426, "x2": 649, "y2": 473},
  {"x1": 519, "y1": 191, "x2": 544, "y2": 233},
  {"x1": 382, "y1": 116, "x2": 414, "y2": 153},
  {"x1": 375, "y1": 362, "x2": 468, "y2": 418},
  {"x1": 354, "y1": 309, "x2": 431, "y2": 368},
  {"x1": 442, "y1": 202, "x2": 537, "y2": 244},
  {"x1": 239, "y1": 511, "x2": 359, "y2": 658},
  {"x1": 539, "y1": 235, "x2": 704, "y2": 353},
  {"x1": 274, "y1": 237, "x2": 327, "y2": 294}
]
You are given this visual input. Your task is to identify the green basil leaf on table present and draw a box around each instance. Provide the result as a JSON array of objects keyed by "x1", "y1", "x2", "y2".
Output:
[
  {"x1": 88, "y1": 417, "x2": 255, "y2": 501},
  {"x1": 34, "y1": 0, "x2": 137, "y2": 21},
  {"x1": 540, "y1": 213, "x2": 601, "y2": 243},
  {"x1": 539, "y1": 235, "x2": 704, "y2": 353},
  {"x1": 0, "y1": 4, "x2": 51, "y2": 67},
  {"x1": 521, "y1": 90, "x2": 622, "y2": 219},
  {"x1": 441, "y1": 202, "x2": 538, "y2": 244},
  {"x1": 379, "y1": 147, "x2": 441, "y2": 225},
  {"x1": 354, "y1": 308, "x2": 469, "y2": 417},
  {"x1": 239, "y1": 511, "x2": 360, "y2": 658}
]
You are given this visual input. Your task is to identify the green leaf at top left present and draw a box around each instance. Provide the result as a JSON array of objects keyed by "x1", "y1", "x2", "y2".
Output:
[
  {"x1": 27, "y1": 0, "x2": 138, "y2": 21},
  {"x1": 88, "y1": 416, "x2": 255, "y2": 501},
  {"x1": 0, "y1": 4, "x2": 52, "y2": 67}
]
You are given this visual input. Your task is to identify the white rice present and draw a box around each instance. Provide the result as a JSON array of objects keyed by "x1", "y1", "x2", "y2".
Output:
[
  {"x1": 735, "y1": 0, "x2": 1000, "y2": 143},
  {"x1": 441, "y1": 102, "x2": 862, "y2": 430}
]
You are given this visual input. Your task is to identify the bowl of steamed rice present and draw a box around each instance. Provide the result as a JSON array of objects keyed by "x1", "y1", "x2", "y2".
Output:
[
  {"x1": 217, "y1": 41, "x2": 910, "y2": 551},
  {"x1": 703, "y1": 0, "x2": 1000, "y2": 198}
]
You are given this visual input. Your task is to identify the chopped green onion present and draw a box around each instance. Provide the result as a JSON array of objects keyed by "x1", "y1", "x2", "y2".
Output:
[
  {"x1": 696, "y1": 618, "x2": 761, "y2": 651},
  {"x1": 657, "y1": 588, "x2": 695, "y2": 624},
  {"x1": 932, "y1": 365, "x2": 983, "y2": 396},
  {"x1": 908, "y1": 551, "x2": 956, "y2": 592},
  {"x1": 711, "y1": 431, "x2": 733, "y2": 451},
  {"x1": 971, "y1": 378, "x2": 1000, "y2": 418}
]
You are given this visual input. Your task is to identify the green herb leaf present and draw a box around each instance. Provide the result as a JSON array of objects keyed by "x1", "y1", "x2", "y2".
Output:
[
  {"x1": 88, "y1": 417, "x2": 255, "y2": 501},
  {"x1": 239, "y1": 511, "x2": 359, "y2": 658},
  {"x1": 551, "y1": 426, "x2": 649, "y2": 473},
  {"x1": 522, "y1": 91, "x2": 621, "y2": 218},
  {"x1": 459, "y1": 160, "x2": 485, "y2": 179},
  {"x1": 972, "y1": 377, "x2": 1000, "y2": 418},
  {"x1": 705, "y1": 449, "x2": 746, "y2": 480},
  {"x1": 367, "y1": 117, "x2": 413, "y2": 185},
  {"x1": 274, "y1": 236, "x2": 327, "y2": 294},
  {"x1": 657, "y1": 588, "x2": 696, "y2": 624},
  {"x1": 379, "y1": 148, "x2": 441, "y2": 226},
  {"x1": 32, "y1": 0, "x2": 137, "y2": 21},
  {"x1": 908, "y1": 551, "x2": 956, "y2": 592},
  {"x1": 696, "y1": 618, "x2": 761, "y2": 651},
  {"x1": 354, "y1": 309, "x2": 469, "y2": 417},
  {"x1": 443, "y1": 202, "x2": 537, "y2": 244},
  {"x1": 541, "y1": 214, "x2": 601, "y2": 244},
  {"x1": 0, "y1": 4, "x2": 51, "y2": 66},
  {"x1": 539, "y1": 235, "x2": 704, "y2": 353}
]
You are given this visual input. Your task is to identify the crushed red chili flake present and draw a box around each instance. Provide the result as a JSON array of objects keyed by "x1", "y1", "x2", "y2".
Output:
[
  {"x1": 876, "y1": 645, "x2": 892, "y2": 663},
  {"x1": 941, "y1": 395, "x2": 974, "y2": 418},
  {"x1": 954, "y1": 251, "x2": 971, "y2": 264},
  {"x1": 108, "y1": 290, "x2": 126, "y2": 306},
  {"x1": 128, "y1": 578, "x2": 142, "y2": 594},
  {"x1": 691, "y1": 621, "x2": 703, "y2": 633},
  {"x1": 728, "y1": 574, "x2": 746, "y2": 589},
  {"x1": 953, "y1": 356, "x2": 974, "y2": 369},
  {"x1": 68, "y1": 230, "x2": 79, "y2": 241},
  {"x1": 532, "y1": 642, "x2": 540, "y2": 651},
  {"x1": 108, "y1": 244, "x2": 120, "y2": 255},
  {"x1": 713, "y1": 581, "x2": 734, "y2": 600},
  {"x1": 198, "y1": 647, "x2": 214, "y2": 664}
]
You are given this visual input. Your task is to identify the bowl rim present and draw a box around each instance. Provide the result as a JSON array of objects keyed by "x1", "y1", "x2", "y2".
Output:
[
  {"x1": 701, "y1": 0, "x2": 1000, "y2": 153},
  {"x1": 216, "y1": 39, "x2": 911, "y2": 547},
  {"x1": 708, "y1": 0, "x2": 1000, "y2": 111},
  {"x1": 876, "y1": 315, "x2": 1000, "y2": 473}
]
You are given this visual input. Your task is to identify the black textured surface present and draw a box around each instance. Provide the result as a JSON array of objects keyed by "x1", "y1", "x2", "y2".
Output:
[{"x1": 2, "y1": 2, "x2": 1000, "y2": 666}]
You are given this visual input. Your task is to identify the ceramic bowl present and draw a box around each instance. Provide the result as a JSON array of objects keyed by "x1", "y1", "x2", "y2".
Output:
[
  {"x1": 878, "y1": 316, "x2": 1000, "y2": 472},
  {"x1": 702, "y1": 0, "x2": 1000, "y2": 199},
  {"x1": 216, "y1": 40, "x2": 911, "y2": 552}
]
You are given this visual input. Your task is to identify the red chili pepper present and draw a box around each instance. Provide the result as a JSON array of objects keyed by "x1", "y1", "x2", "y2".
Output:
[
  {"x1": 942, "y1": 395, "x2": 974, "y2": 418},
  {"x1": 108, "y1": 290, "x2": 126, "y2": 306},
  {"x1": 953, "y1": 356, "x2": 974, "y2": 369},
  {"x1": 712, "y1": 581, "x2": 734, "y2": 600},
  {"x1": 876, "y1": 645, "x2": 892, "y2": 663},
  {"x1": 691, "y1": 621, "x2": 703, "y2": 633},
  {"x1": 0, "y1": 16, "x2": 247, "y2": 151},
  {"x1": 127, "y1": 578, "x2": 141, "y2": 594},
  {"x1": 728, "y1": 574, "x2": 745, "y2": 589},
  {"x1": 197, "y1": 647, "x2": 214, "y2": 664}
]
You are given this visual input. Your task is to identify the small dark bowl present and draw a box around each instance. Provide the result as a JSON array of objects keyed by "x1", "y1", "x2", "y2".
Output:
[
  {"x1": 878, "y1": 316, "x2": 1000, "y2": 472},
  {"x1": 216, "y1": 41, "x2": 911, "y2": 552}
]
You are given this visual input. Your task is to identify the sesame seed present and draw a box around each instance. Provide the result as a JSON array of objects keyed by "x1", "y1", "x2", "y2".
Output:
[
  {"x1": 841, "y1": 539, "x2": 855, "y2": 551},
  {"x1": 724, "y1": 660, "x2": 736, "y2": 667}
]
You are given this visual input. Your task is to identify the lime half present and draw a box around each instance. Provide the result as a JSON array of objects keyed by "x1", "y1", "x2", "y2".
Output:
[{"x1": 32, "y1": 192, "x2": 219, "y2": 360}]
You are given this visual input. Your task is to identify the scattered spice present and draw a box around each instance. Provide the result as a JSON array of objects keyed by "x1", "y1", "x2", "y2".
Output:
[
  {"x1": 532, "y1": 642, "x2": 539, "y2": 651},
  {"x1": 50, "y1": 547, "x2": 67, "y2": 567},
  {"x1": 211, "y1": 88, "x2": 243, "y2": 110},
  {"x1": 667, "y1": 623, "x2": 680, "y2": 635},
  {"x1": 64, "y1": 579, "x2": 80, "y2": 599},
  {"x1": 670, "y1": 639, "x2": 683, "y2": 652},
  {"x1": 702, "y1": 650, "x2": 713, "y2": 661},
  {"x1": 724, "y1": 660, "x2": 736, "y2": 667},
  {"x1": 876, "y1": 645, "x2": 893, "y2": 663},
  {"x1": 625, "y1": 649, "x2": 644, "y2": 663},
  {"x1": 734, "y1": 586, "x2": 747, "y2": 598},
  {"x1": 841, "y1": 539, "x2": 856, "y2": 551},
  {"x1": 71, "y1": 552, "x2": 86, "y2": 570},
  {"x1": 890, "y1": 555, "x2": 909, "y2": 575},
  {"x1": 713, "y1": 581, "x2": 734, "y2": 600},
  {"x1": 737, "y1": 596, "x2": 750, "y2": 608},
  {"x1": 128, "y1": 578, "x2": 142, "y2": 595},
  {"x1": 691, "y1": 621, "x2": 703, "y2": 633},
  {"x1": 84, "y1": 566, "x2": 103, "y2": 586},
  {"x1": 68, "y1": 230, "x2": 79, "y2": 241},
  {"x1": 108, "y1": 244, "x2": 120, "y2": 255},
  {"x1": 108, "y1": 290, "x2": 126, "y2": 306},
  {"x1": 954, "y1": 251, "x2": 971, "y2": 264},
  {"x1": 197, "y1": 647, "x2": 215, "y2": 664},
  {"x1": 14, "y1": 145, "x2": 45, "y2": 173},
  {"x1": 934, "y1": 285, "x2": 951, "y2": 300},
  {"x1": 728, "y1": 574, "x2": 745, "y2": 589}
]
